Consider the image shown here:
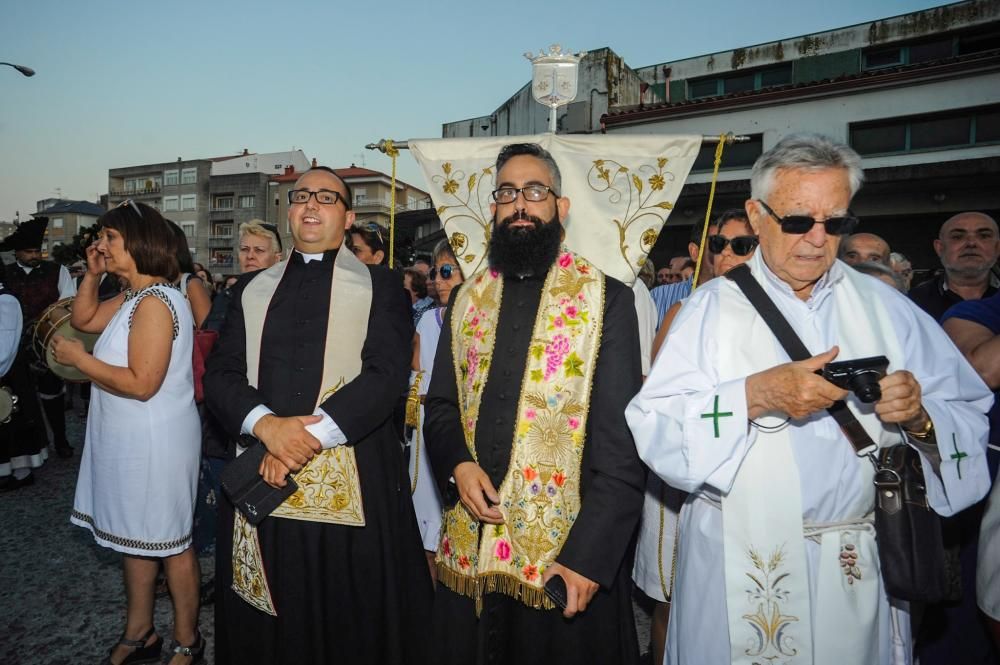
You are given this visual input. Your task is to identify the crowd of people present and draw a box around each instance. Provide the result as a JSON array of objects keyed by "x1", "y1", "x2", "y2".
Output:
[{"x1": 0, "y1": 134, "x2": 998, "y2": 665}]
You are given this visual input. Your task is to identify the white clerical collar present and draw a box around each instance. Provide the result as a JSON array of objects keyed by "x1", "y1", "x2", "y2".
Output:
[
  {"x1": 16, "y1": 261, "x2": 35, "y2": 273},
  {"x1": 295, "y1": 250, "x2": 324, "y2": 263},
  {"x1": 753, "y1": 251, "x2": 844, "y2": 308}
]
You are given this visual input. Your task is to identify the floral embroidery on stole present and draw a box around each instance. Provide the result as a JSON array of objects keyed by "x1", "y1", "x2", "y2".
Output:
[{"x1": 436, "y1": 250, "x2": 605, "y2": 612}]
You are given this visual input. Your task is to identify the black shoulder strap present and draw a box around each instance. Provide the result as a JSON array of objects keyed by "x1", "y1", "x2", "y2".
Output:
[{"x1": 725, "y1": 264, "x2": 877, "y2": 454}]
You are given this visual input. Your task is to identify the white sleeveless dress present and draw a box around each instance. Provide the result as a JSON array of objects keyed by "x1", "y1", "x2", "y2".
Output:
[
  {"x1": 71, "y1": 284, "x2": 201, "y2": 556},
  {"x1": 408, "y1": 307, "x2": 445, "y2": 551}
]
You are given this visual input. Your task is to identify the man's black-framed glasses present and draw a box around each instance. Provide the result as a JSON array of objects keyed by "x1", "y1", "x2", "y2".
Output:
[
  {"x1": 116, "y1": 198, "x2": 143, "y2": 218},
  {"x1": 708, "y1": 235, "x2": 759, "y2": 256},
  {"x1": 429, "y1": 264, "x2": 456, "y2": 280},
  {"x1": 757, "y1": 199, "x2": 859, "y2": 236},
  {"x1": 491, "y1": 185, "x2": 557, "y2": 204},
  {"x1": 288, "y1": 189, "x2": 346, "y2": 207}
]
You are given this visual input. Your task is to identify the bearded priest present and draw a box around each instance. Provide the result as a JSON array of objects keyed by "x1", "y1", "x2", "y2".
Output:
[{"x1": 424, "y1": 143, "x2": 645, "y2": 665}]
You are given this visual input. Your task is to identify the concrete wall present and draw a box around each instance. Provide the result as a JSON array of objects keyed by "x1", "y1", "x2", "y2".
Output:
[{"x1": 634, "y1": 0, "x2": 1000, "y2": 82}]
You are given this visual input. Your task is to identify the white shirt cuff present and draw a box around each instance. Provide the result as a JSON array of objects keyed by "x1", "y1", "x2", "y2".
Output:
[
  {"x1": 307, "y1": 409, "x2": 348, "y2": 448},
  {"x1": 241, "y1": 405, "x2": 275, "y2": 436}
]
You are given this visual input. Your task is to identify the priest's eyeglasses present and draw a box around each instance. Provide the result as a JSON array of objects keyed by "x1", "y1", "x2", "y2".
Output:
[
  {"x1": 429, "y1": 264, "x2": 455, "y2": 281},
  {"x1": 288, "y1": 189, "x2": 346, "y2": 207},
  {"x1": 116, "y1": 199, "x2": 143, "y2": 218},
  {"x1": 757, "y1": 200, "x2": 859, "y2": 236},
  {"x1": 491, "y1": 185, "x2": 557, "y2": 204},
  {"x1": 707, "y1": 235, "x2": 759, "y2": 256}
]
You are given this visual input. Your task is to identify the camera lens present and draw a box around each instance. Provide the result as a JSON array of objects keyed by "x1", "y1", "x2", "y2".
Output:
[{"x1": 849, "y1": 371, "x2": 882, "y2": 403}]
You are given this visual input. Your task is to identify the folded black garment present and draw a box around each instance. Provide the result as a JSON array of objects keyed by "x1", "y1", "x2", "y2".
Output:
[{"x1": 220, "y1": 437, "x2": 298, "y2": 525}]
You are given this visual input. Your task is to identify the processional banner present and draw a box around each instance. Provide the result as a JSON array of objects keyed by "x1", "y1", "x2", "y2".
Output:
[{"x1": 409, "y1": 134, "x2": 701, "y2": 285}]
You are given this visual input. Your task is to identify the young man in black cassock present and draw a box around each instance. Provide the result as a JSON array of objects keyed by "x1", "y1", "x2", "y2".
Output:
[
  {"x1": 424, "y1": 143, "x2": 645, "y2": 665},
  {"x1": 204, "y1": 166, "x2": 431, "y2": 664}
]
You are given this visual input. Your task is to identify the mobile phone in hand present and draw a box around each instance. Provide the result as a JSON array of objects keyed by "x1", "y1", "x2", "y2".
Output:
[{"x1": 544, "y1": 574, "x2": 568, "y2": 610}]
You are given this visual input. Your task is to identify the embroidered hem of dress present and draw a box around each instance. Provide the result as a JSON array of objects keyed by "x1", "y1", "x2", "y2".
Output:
[{"x1": 71, "y1": 510, "x2": 192, "y2": 555}]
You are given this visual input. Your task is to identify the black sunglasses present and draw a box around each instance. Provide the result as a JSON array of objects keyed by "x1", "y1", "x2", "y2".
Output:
[
  {"x1": 429, "y1": 264, "x2": 456, "y2": 280},
  {"x1": 757, "y1": 200, "x2": 859, "y2": 236},
  {"x1": 708, "y1": 234, "x2": 759, "y2": 256}
]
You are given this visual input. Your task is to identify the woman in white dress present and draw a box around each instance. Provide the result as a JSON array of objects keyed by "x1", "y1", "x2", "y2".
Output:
[
  {"x1": 51, "y1": 201, "x2": 204, "y2": 665},
  {"x1": 408, "y1": 239, "x2": 464, "y2": 583}
]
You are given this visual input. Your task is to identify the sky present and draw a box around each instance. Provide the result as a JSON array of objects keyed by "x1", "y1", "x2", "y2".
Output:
[{"x1": 0, "y1": 0, "x2": 946, "y2": 222}]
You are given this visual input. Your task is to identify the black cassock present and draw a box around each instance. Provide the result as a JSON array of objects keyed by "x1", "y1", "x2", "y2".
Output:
[
  {"x1": 204, "y1": 250, "x2": 432, "y2": 665},
  {"x1": 425, "y1": 271, "x2": 645, "y2": 665}
]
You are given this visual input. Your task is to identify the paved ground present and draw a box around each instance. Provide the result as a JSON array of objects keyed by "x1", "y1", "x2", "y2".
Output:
[{"x1": 0, "y1": 405, "x2": 651, "y2": 664}]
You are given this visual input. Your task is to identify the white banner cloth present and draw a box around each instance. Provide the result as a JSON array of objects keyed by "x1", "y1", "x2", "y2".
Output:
[{"x1": 408, "y1": 134, "x2": 701, "y2": 285}]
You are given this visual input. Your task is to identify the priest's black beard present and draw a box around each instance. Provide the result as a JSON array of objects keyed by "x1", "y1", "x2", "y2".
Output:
[{"x1": 488, "y1": 210, "x2": 562, "y2": 276}]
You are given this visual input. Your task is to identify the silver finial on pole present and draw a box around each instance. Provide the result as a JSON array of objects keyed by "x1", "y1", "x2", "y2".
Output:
[{"x1": 525, "y1": 45, "x2": 583, "y2": 134}]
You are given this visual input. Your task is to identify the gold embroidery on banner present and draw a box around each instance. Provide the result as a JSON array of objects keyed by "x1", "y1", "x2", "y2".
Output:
[
  {"x1": 436, "y1": 251, "x2": 605, "y2": 612},
  {"x1": 588, "y1": 156, "x2": 678, "y2": 280},
  {"x1": 431, "y1": 162, "x2": 497, "y2": 275},
  {"x1": 741, "y1": 545, "x2": 799, "y2": 659},
  {"x1": 231, "y1": 512, "x2": 276, "y2": 615}
]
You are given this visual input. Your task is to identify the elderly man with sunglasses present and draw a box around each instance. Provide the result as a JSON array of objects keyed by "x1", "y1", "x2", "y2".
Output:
[
  {"x1": 204, "y1": 166, "x2": 431, "y2": 664},
  {"x1": 626, "y1": 133, "x2": 992, "y2": 665}
]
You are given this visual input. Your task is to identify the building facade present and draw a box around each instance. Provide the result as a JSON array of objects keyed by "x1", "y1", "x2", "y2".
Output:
[
  {"x1": 107, "y1": 150, "x2": 310, "y2": 277},
  {"x1": 32, "y1": 200, "x2": 106, "y2": 256},
  {"x1": 441, "y1": 0, "x2": 1000, "y2": 272}
]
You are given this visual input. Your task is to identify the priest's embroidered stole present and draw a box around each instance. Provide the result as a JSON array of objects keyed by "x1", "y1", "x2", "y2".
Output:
[
  {"x1": 232, "y1": 248, "x2": 372, "y2": 615},
  {"x1": 436, "y1": 250, "x2": 605, "y2": 613}
]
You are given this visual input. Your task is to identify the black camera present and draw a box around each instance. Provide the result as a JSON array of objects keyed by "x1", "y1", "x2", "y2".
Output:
[{"x1": 820, "y1": 355, "x2": 889, "y2": 403}]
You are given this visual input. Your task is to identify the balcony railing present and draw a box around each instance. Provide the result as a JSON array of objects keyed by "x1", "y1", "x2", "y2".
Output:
[
  {"x1": 209, "y1": 258, "x2": 234, "y2": 268},
  {"x1": 109, "y1": 185, "x2": 162, "y2": 197},
  {"x1": 208, "y1": 237, "x2": 233, "y2": 248}
]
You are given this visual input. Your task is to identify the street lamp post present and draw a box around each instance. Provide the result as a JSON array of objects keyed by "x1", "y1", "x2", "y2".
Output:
[{"x1": 0, "y1": 63, "x2": 35, "y2": 77}]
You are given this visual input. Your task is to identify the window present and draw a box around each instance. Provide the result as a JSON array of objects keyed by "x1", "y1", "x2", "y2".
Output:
[
  {"x1": 239, "y1": 195, "x2": 255, "y2": 208},
  {"x1": 213, "y1": 223, "x2": 233, "y2": 237},
  {"x1": 688, "y1": 64, "x2": 792, "y2": 99},
  {"x1": 354, "y1": 187, "x2": 368, "y2": 205},
  {"x1": 52, "y1": 217, "x2": 64, "y2": 229},
  {"x1": 180, "y1": 222, "x2": 196, "y2": 241},
  {"x1": 214, "y1": 195, "x2": 234, "y2": 210},
  {"x1": 849, "y1": 104, "x2": 1000, "y2": 156},
  {"x1": 163, "y1": 196, "x2": 179, "y2": 212},
  {"x1": 164, "y1": 170, "x2": 179, "y2": 186},
  {"x1": 181, "y1": 195, "x2": 196, "y2": 211},
  {"x1": 691, "y1": 134, "x2": 763, "y2": 172},
  {"x1": 181, "y1": 168, "x2": 198, "y2": 184},
  {"x1": 862, "y1": 37, "x2": 956, "y2": 71}
]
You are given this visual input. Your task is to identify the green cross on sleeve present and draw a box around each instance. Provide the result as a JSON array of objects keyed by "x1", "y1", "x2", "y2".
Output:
[
  {"x1": 949, "y1": 434, "x2": 968, "y2": 479},
  {"x1": 700, "y1": 395, "x2": 734, "y2": 438}
]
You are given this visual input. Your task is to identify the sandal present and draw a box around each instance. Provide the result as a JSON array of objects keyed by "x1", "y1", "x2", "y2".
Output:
[
  {"x1": 103, "y1": 626, "x2": 162, "y2": 665},
  {"x1": 169, "y1": 632, "x2": 206, "y2": 664}
]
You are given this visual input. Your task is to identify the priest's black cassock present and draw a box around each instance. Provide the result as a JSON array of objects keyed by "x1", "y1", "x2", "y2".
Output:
[
  {"x1": 424, "y1": 272, "x2": 645, "y2": 665},
  {"x1": 204, "y1": 249, "x2": 432, "y2": 665}
]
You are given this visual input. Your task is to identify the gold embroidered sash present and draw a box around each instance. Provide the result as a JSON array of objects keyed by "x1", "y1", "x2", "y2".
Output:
[
  {"x1": 436, "y1": 250, "x2": 605, "y2": 612},
  {"x1": 232, "y1": 248, "x2": 372, "y2": 614}
]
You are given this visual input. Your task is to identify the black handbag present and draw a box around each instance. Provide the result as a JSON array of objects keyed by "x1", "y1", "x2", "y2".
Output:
[
  {"x1": 220, "y1": 437, "x2": 298, "y2": 526},
  {"x1": 725, "y1": 264, "x2": 948, "y2": 602}
]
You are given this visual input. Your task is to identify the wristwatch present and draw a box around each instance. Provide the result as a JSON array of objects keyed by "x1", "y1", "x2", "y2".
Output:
[{"x1": 904, "y1": 411, "x2": 934, "y2": 439}]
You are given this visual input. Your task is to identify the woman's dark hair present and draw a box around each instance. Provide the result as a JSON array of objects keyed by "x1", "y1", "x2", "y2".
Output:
[
  {"x1": 403, "y1": 267, "x2": 428, "y2": 298},
  {"x1": 165, "y1": 220, "x2": 196, "y2": 274},
  {"x1": 99, "y1": 202, "x2": 179, "y2": 281},
  {"x1": 349, "y1": 223, "x2": 388, "y2": 265}
]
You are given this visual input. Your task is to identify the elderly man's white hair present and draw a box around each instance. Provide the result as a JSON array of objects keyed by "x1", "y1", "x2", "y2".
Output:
[{"x1": 750, "y1": 133, "x2": 865, "y2": 202}]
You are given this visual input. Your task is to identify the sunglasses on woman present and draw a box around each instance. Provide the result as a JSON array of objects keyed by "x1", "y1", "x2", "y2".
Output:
[
  {"x1": 757, "y1": 200, "x2": 859, "y2": 236},
  {"x1": 707, "y1": 235, "x2": 759, "y2": 256},
  {"x1": 429, "y1": 264, "x2": 456, "y2": 280}
]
